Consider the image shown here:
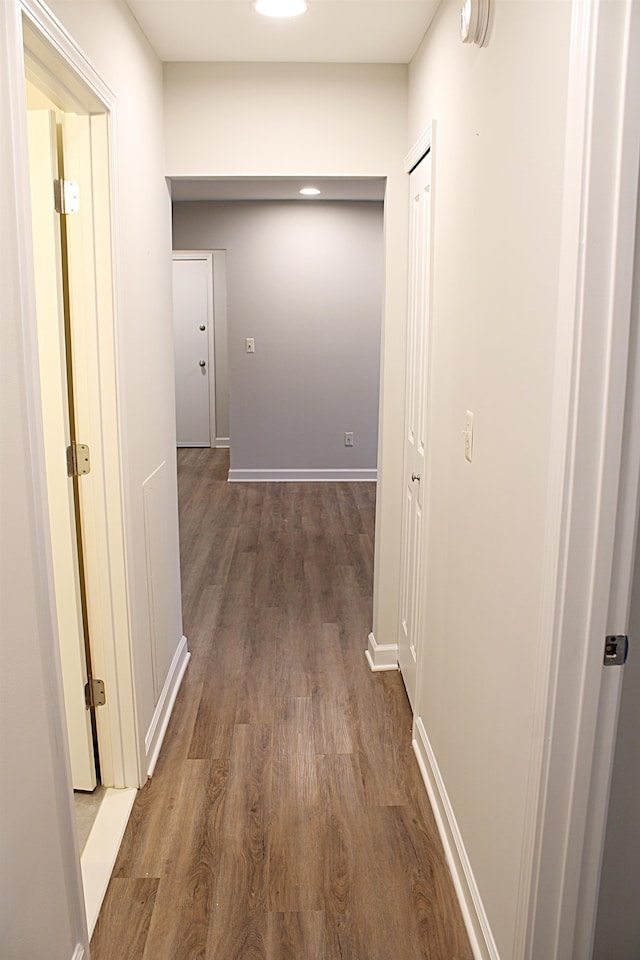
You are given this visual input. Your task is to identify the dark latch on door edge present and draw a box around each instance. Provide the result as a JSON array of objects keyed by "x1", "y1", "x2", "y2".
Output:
[{"x1": 604, "y1": 635, "x2": 629, "y2": 666}]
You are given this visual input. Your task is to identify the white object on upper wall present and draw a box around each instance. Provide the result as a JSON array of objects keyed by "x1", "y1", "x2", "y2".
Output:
[{"x1": 460, "y1": 0, "x2": 490, "y2": 47}]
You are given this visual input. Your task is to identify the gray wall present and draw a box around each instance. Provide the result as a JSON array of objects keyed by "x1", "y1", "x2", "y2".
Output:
[{"x1": 172, "y1": 200, "x2": 383, "y2": 477}]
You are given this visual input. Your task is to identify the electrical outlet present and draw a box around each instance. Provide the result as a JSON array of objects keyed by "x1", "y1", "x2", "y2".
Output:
[
  {"x1": 344, "y1": 432, "x2": 354, "y2": 447},
  {"x1": 245, "y1": 338, "x2": 255, "y2": 353}
]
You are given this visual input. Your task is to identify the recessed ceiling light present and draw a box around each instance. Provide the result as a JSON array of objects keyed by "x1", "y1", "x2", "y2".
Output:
[
  {"x1": 299, "y1": 187, "x2": 321, "y2": 196},
  {"x1": 253, "y1": 0, "x2": 309, "y2": 18}
]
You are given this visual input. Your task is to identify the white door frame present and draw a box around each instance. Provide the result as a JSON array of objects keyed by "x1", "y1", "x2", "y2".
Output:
[
  {"x1": 15, "y1": 0, "x2": 143, "y2": 793},
  {"x1": 396, "y1": 126, "x2": 435, "y2": 712},
  {"x1": 520, "y1": 0, "x2": 640, "y2": 957},
  {"x1": 172, "y1": 251, "x2": 216, "y2": 447}
]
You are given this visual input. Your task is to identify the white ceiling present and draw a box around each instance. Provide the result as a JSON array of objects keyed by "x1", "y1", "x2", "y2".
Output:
[
  {"x1": 126, "y1": 0, "x2": 439, "y2": 64},
  {"x1": 170, "y1": 177, "x2": 386, "y2": 202}
]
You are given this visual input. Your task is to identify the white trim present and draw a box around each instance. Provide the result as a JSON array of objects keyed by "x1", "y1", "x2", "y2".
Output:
[
  {"x1": 4, "y1": 0, "x2": 91, "y2": 950},
  {"x1": 216, "y1": 436, "x2": 230, "y2": 448},
  {"x1": 228, "y1": 468, "x2": 377, "y2": 483},
  {"x1": 404, "y1": 123, "x2": 433, "y2": 174},
  {"x1": 365, "y1": 631, "x2": 398, "y2": 671},
  {"x1": 80, "y1": 787, "x2": 136, "y2": 937},
  {"x1": 71, "y1": 947, "x2": 85, "y2": 960},
  {"x1": 145, "y1": 635, "x2": 190, "y2": 777},
  {"x1": 573, "y1": 2, "x2": 640, "y2": 953},
  {"x1": 521, "y1": 1, "x2": 640, "y2": 957},
  {"x1": 413, "y1": 718, "x2": 499, "y2": 960},
  {"x1": 19, "y1": 0, "x2": 141, "y2": 791}
]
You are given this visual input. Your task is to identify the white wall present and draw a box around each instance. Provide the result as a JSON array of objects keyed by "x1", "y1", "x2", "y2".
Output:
[
  {"x1": 172, "y1": 200, "x2": 383, "y2": 478},
  {"x1": 46, "y1": 0, "x2": 183, "y2": 748},
  {"x1": 164, "y1": 60, "x2": 407, "y2": 639},
  {"x1": 407, "y1": 1, "x2": 572, "y2": 955}
]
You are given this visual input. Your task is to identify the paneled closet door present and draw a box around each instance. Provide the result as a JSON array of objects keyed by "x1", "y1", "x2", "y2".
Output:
[{"x1": 397, "y1": 150, "x2": 433, "y2": 711}]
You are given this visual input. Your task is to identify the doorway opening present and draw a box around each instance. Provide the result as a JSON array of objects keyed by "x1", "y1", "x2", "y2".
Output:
[
  {"x1": 21, "y1": 6, "x2": 139, "y2": 934},
  {"x1": 169, "y1": 178, "x2": 385, "y2": 487}
]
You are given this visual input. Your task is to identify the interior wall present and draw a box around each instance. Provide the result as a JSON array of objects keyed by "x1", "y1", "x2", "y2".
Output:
[
  {"x1": 407, "y1": 1, "x2": 572, "y2": 955},
  {"x1": 172, "y1": 200, "x2": 383, "y2": 477},
  {"x1": 46, "y1": 0, "x2": 184, "y2": 744},
  {"x1": 164, "y1": 60, "x2": 408, "y2": 639}
]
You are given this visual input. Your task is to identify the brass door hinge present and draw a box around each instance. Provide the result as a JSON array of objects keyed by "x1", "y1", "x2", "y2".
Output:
[
  {"x1": 66, "y1": 442, "x2": 90, "y2": 477},
  {"x1": 85, "y1": 678, "x2": 106, "y2": 709},
  {"x1": 53, "y1": 178, "x2": 79, "y2": 215}
]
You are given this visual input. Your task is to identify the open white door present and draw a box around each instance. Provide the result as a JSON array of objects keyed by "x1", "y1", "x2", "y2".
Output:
[
  {"x1": 398, "y1": 149, "x2": 433, "y2": 711},
  {"x1": 27, "y1": 108, "x2": 97, "y2": 792}
]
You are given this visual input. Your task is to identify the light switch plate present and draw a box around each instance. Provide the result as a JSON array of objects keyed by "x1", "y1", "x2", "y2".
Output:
[
  {"x1": 464, "y1": 410, "x2": 474, "y2": 463},
  {"x1": 245, "y1": 338, "x2": 255, "y2": 353}
]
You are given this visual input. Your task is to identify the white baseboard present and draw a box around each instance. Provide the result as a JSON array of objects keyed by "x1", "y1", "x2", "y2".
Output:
[
  {"x1": 215, "y1": 437, "x2": 230, "y2": 448},
  {"x1": 81, "y1": 787, "x2": 137, "y2": 937},
  {"x1": 145, "y1": 635, "x2": 190, "y2": 777},
  {"x1": 228, "y1": 468, "x2": 377, "y2": 482},
  {"x1": 413, "y1": 717, "x2": 499, "y2": 960},
  {"x1": 365, "y1": 631, "x2": 399, "y2": 671}
]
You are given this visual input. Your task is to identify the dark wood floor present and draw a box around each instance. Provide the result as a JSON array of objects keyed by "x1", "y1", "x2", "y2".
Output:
[{"x1": 90, "y1": 449, "x2": 472, "y2": 960}]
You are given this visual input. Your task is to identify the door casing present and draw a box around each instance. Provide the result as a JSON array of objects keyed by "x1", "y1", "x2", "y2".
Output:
[{"x1": 20, "y1": 0, "x2": 142, "y2": 792}]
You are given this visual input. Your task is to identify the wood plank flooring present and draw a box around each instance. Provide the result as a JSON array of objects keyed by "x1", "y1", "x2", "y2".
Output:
[{"x1": 90, "y1": 449, "x2": 472, "y2": 960}]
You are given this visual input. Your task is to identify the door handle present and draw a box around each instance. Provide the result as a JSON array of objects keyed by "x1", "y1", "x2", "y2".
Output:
[
  {"x1": 199, "y1": 360, "x2": 206, "y2": 368},
  {"x1": 199, "y1": 325, "x2": 206, "y2": 331},
  {"x1": 411, "y1": 473, "x2": 421, "y2": 482}
]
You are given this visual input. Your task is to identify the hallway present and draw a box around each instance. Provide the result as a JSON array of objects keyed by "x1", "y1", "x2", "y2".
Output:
[{"x1": 90, "y1": 449, "x2": 472, "y2": 959}]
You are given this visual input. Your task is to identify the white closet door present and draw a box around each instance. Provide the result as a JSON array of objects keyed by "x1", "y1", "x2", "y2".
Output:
[
  {"x1": 172, "y1": 257, "x2": 214, "y2": 447},
  {"x1": 398, "y1": 150, "x2": 433, "y2": 711}
]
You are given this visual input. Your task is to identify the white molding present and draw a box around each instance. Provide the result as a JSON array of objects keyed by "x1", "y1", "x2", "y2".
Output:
[
  {"x1": 228, "y1": 468, "x2": 377, "y2": 483},
  {"x1": 413, "y1": 718, "x2": 499, "y2": 960},
  {"x1": 20, "y1": 0, "x2": 116, "y2": 106},
  {"x1": 81, "y1": 787, "x2": 136, "y2": 937},
  {"x1": 145, "y1": 635, "x2": 190, "y2": 777},
  {"x1": 365, "y1": 631, "x2": 398, "y2": 671},
  {"x1": 5, "y1": 0, "x2": 90, "y2": 951},
  {"x1": 521, "y1": 1, "x2": 640, "y2": 957},
  {"x1": 216, "y1": 436, "x2": 230, "y2": 448},
  {"x1": 19, "y1": 0, "x2": 142, "y2": 792},
  {"x1": 71, "y1": 947, "x2": 85, "y2": 960},
  {"x1": 404, "y1": 122, "x2": 434, "y2": 174}
]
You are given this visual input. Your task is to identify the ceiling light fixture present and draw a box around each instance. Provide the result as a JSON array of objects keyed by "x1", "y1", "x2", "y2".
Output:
[
  {"x1": 299, "y1": 187, "x2": 321, "y2": 196},
  {"x1": 253, "y1": 0, "x2": 309, "y2": 18}
]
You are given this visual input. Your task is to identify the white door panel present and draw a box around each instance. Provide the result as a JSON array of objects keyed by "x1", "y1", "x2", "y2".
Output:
[
  {"x1": 27, "y1": 109, "x2": 97, "y2": 791},
  {"x1": 172, "y1": 258, "x2": 213, "y2": 447},
  {"x1": 398, "y1": 151, "x2": 433, "y2": 711}
]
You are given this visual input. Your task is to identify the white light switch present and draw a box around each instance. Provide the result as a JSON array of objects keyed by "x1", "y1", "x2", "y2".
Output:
[
  {"x1": 245, "y1": 338, "x2": 255, "y2": 353},
  {"x1": 464, "y1": 410, "x2": 474, "y2": 463}
]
